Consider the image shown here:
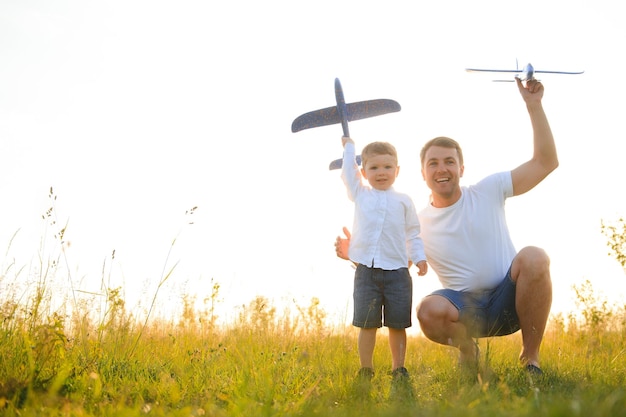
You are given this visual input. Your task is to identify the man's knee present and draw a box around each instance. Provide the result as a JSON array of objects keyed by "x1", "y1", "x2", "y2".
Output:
[
  {"x1": 418, "y1": 295, "x2": 467, "y2": 345},
  {"x1": 416, "y1": 296, "x2": 435, "y2": 325},
  {"x1": 417, "y1": 296, "x2": 456, "y2": 328},
  {"x1": 511, "y1": 246, "x2": 551, "y2": 284}
]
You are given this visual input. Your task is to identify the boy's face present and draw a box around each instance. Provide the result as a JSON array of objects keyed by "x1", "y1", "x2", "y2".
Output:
[{"x1": 360, "y1": 154, "x2": 399, "y2": 191}]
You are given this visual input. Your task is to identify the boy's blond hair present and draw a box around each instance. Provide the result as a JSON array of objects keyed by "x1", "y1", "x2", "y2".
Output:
[{"x1": 361, "y1": 141, "x2": 398, "y2": 168}]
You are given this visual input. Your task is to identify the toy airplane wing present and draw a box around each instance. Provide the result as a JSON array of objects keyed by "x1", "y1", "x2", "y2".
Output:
[
  {"x1": 291, "y1": 99, "x2": 401, "y2": 133},
  {"x1": 534, "y1": 69, "x2": 585, "y2": 75},
  {"x1": 465, "y1": 67, "x2": 584, "y2": 75},
  {"x1": 465, "y1": 67, "x2": 525, "y2": 82},
  {"x1": 466, "y1": 68, "x2": 519, "y2": 73},
  {"x1": 292, "y1": 78, "x2": 401, "y2": 171},
  {"x1": 466, "y1": 63, "x2": 584, "y2": 82}
]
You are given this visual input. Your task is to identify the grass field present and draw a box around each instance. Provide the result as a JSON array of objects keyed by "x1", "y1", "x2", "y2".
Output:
[
  {"x1": 1, "y1": 277, "x2": 625, "y2": 417},
  {"x1": 1, "y1": 201, "x2": 625, "y2": 416}
]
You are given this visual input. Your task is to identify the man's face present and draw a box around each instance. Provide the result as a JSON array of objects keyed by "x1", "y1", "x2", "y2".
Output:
[{"x1": 421, "y1": 145, "x2": 464, "y2": 205}]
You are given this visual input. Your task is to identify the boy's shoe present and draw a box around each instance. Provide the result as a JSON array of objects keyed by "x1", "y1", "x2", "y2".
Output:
[
  {"x1": 351, "y1": 367, "x2": 374, "y2": 399},
  {"x1": 356, "y1": 367, "x2": 375, "y2": 380},
  {"x1": 390, "y1": 367, "x2": 414, "y2": 401},
  {"x1": 391, "y1": 366, "x2": 410, "y2": 380}
]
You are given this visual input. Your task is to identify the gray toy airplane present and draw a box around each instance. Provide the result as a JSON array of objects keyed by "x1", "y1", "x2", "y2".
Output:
[{"x1": 291, "y1": 78, "x2": 401, "y2": 170}]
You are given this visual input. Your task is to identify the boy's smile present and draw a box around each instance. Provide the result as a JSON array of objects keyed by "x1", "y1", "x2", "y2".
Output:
[{"x1": 361, "y1": 154, "x2": 399, "y2": 191}]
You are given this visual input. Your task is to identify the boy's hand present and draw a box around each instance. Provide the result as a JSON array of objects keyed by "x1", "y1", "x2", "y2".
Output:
[{"x1": 342, "y1": 136, "x2": 354, "y2": 147}]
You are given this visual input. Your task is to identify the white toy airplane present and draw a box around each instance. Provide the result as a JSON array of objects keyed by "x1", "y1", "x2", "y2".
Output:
[{"x1": 465, "y1": 62, "x2": 584, "y2": 82}]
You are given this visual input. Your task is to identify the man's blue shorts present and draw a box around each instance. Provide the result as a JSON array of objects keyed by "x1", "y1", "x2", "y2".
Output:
[
  {"x1": 428, "y1": 267, "x2": 520, "y2": 337},
  {"x1": 353, "y1": 264, "x2": 412, "y2": 329}
]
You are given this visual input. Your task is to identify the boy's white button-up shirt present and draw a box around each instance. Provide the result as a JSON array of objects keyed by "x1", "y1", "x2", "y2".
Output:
[{"x1": 342, "y1": 142, "x2": 426, "y2": 270}]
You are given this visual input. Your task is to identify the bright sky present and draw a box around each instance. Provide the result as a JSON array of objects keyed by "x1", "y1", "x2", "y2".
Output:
[{"x1": 1, "y1": 0, "x2": 625, "y2": 332}]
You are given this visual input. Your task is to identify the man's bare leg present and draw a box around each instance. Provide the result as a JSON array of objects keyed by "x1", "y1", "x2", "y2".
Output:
[
  {"x1": 511, "y1": 246, "x2": 552, "y2": 368},
  {"x1": 417, "y1": 295, "x2": 477, "y2": 364}
]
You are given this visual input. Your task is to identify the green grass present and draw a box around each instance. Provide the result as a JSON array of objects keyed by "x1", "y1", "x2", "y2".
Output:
[
  {"x1": 1, "y1": 193, "x2": 625, "y2": 415},
  {"x1": 1, "y1": 286, "x2": 625, "y2": 417}
]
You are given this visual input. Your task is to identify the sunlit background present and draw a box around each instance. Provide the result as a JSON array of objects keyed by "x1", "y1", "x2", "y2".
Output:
[{"x1": 1, "y1": 0, "x2": 624, "y2": 334}]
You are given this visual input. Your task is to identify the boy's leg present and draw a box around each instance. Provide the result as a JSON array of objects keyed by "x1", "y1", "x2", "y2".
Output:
[
  {"x1": 353, "y1": 265, "x2": 383, "y2": 370},
  {"x1": 382, "y1": 267, "x2": 412, "y2": 371},
  {"x1": 388, "y1": 327, "x2": 407, "y2": 370},
  {"x1": 358, "y1": 328, "x2": 377, "y2": 369}
]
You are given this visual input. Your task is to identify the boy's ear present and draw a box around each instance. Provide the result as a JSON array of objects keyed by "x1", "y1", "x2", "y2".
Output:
[
  {"x1": 360, "y1": 167, "x2": 367, "y2": 178},
  {"x1": 396, "y1": 165, "x2": 400, "y2": 177}
]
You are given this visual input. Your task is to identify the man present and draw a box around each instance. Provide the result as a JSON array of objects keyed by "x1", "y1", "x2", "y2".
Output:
[{"x1": 335, "y1": 78, "x2": 556, "y2": 374}]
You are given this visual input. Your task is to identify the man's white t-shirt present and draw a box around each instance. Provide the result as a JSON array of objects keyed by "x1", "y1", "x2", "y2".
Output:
[{"x1": 418, "y1": 172, "x2": 517, "y2": 292}]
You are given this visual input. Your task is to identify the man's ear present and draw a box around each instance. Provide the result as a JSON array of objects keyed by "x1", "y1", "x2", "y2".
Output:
[{"x1": 460, "y1": 165, "x2": 465, "y2": 177}]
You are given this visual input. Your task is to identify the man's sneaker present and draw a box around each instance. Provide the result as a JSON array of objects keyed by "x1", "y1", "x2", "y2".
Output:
[
  {"x1": 458, "y1": 339, "x2": 480, "y2": 370},
  {"x1": 526, "y1": 364, "x2": 543, "y2": 376}
]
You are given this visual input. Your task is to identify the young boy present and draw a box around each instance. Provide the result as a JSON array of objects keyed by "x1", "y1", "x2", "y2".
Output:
[{"x1": 341, "y1": 136, "x2": 427, "y2": 383}]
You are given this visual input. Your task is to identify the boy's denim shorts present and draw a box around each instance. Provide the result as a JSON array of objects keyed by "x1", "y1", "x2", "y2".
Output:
[
  {"x1": 353, "y1": 264, "x2": 412, "y2": 329},
  {"x1": 428, "y1": 267, "x2": 520, "y2": 337}
]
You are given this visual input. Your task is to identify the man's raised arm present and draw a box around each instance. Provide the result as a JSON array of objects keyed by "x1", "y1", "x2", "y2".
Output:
[{"x1": 510, "y1": 78, "x2": 559, "y2": 196}]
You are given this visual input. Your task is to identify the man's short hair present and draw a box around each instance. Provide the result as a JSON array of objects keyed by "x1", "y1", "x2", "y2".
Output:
[{"x1": 420, "y1": 136, "x2": 464, "y2": 167}]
